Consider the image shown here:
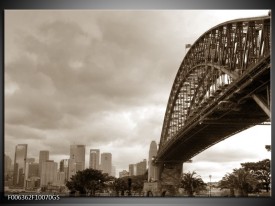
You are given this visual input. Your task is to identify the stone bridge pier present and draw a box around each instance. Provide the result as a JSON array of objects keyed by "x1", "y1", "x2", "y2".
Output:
[{"x1": 154, "y1": 162, "x2": 183, "y2": 196}]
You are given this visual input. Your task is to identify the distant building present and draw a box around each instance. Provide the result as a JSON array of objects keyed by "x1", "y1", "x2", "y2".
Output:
[
  {"x1": 39, "y1": 151, "x2": 49, "y2": 177},
  {"x1": 101, "y1": 153, "x2": 112, "y2": 175},
  {"x1": 148, "y1": 141, "x2": 158, "y2": 181},
  {"x1": 25, "y1": 177, "x2": 40, "y2": 190},
  {"x1": 136, "y1": 159, "x2": 147, "y2": 176},
  {"x1": 70, "y1": 145, "x2": 85, "y2": 171},
  {"x1": 68, "y1": 159, "x2": 77, "y2": 180},
  {"x1": 111, "y1": 166, "x2": 116, "y2": 177},
  {"x1": 24, "y1": 162, "x2": 39, "y2": 189},
  {"x1": 25, "y1": 163, "x2": 39, "y2": 179},
  {"x1": 119, "y1": 170, "x2": 129, "y2": 178},
  {"x1": 56, "y1": 171, "x2": 66, "y2": 186},
  {"x1": 89, "y1": 149, "x2": 100, "y2": 170},
  {"x1": 60, "y1": 159, "x2": 69, "y2": 182},
  {"x1": 13, "y1": 144, "x2": 27, "y2": 188},
  {"x1": 40, "y1": 160, "x2": 58, "y2": 187},
  {"x1": 129, "y1": 164, "x2": 136, "y2": 176},
  {"x1": 4, "y1": 154, "x2": 12, "y2": 179}
]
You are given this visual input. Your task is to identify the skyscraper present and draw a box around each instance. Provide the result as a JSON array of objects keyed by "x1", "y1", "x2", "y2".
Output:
[
  {"x1": 4, "y1": 154, "x2": 12, "y2": 179},
  {"x1": 60, "y1": 159, "x2": 69, "y2": 182},
  {"x1": 148, "y1": 141, "x2": 158, "y2": 181},
  {"x1": 39, "y1": 151, "x2": 49, "y2": 177},
  {"x1": 40, "y1": 160, "x2": 58, "y2": 187},
  {"x1": 68, "y1": 159, "x2": 76, "y2": 179},
  {"x1": 13, "y1": 144, "x2": 27, "y2": 187},
  {"x1": 100, "y1": 153, "x2": 112, "y2": 175},
  {"x1": 136, "y1": 159, "x2": 147, "y2": 176},
  {"x1": 89, "y1": 149, "x2": 100, "y2": 170},
  {"x1": 129, "y1": 164, "x2": 136, "y2": 176},
  {"x1": 26, "y1": 163, "x2": 39, "y2": 178},
  {"x1": 24, "y1": 162, "x2": 39, "y2": 188},
  {"x1": 70, "y1": 145, "x2": 85, "y2": 171}
]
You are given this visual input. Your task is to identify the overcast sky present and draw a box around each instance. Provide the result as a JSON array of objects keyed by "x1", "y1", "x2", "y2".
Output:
[{"x1": 5, "y1": 10, "x2": 271, "y2": 182}]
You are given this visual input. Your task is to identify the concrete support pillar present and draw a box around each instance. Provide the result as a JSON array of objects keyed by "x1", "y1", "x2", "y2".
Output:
[{"x1": 157, "y1": 162, "x2": 183, "y2": 196}]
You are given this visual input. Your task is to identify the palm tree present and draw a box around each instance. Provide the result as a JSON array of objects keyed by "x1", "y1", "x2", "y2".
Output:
[
  {"x1": 219, "y1": 168, "x2": 258, "y2": 197},
  {"x1": 180, "y1": 171, "x2": 207, "y2": 197}
]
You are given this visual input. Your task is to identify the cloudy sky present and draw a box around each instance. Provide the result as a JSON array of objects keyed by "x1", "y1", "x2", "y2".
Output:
[{"x1": 5, "y1": 10, "x2": 271, "y2": 182}]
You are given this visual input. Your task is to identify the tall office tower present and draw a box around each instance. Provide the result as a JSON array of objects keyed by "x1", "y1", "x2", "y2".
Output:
[
  {"x1": 60, "y1": 159, "x2": 69, "y2": 182},
  {"x1": 39, "y1": 151, "x2": 49, "y2": 177},
  {"x1": 4, "y1": 154, "x2": 12, "y2": 179},
  {"x1": 68, "y1": 159, "x2": 76, "y2": 180},
  {"x1": 100, "y1": 153, "x2": 112, "y2": 175},
  {"x1": 56, "y1": 171, "x2": 66, "y2": 186},
  {"x1": 89, "y1": 149, "x2": 100, "y2": 169},
  {"x1": 13, "y1": 144, "x2": 27, "y2": 187},
  {"x1": 136, "y1": 159, "x2": 147, "y2": 176},
  {"x1": 26, "y1": 163, "x2": 39, "y2": 178},
  {"x1": 129, "y1": 164, "x2": 136, "y2": 176},
  {"x1": 148, "y1": 141, "x2": 158, "y2": 181},
  {"x1": 40, "y1": 160, "x2": 58, "y2": 187},
  {"x1": 70, "y1": 145, "x2": 85, "y2": 171},
  {"x1": 24, "y1": 162, "x2": 39, "y2": 188}
]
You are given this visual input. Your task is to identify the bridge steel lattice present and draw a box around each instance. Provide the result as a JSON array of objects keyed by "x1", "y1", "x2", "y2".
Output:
[{"x1": 153, "y1": 15, "x2": 271, "y2": 196}]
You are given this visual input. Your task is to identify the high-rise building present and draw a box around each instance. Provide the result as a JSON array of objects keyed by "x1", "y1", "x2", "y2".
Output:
[
  {"x1": 60, "y1": 159, "x2": 69, "y2": 182},
  {"x1": 70, "y1": 145, "x2": 85, "y2": 171},
  {"x1": 89, "y1": 149, "x2": 100, "y2": 170},
  {"x1": 24, "y1": 162, "x2": 39, "y2": 188},
  {"x1": 129, "y1": 164, "x2": 136, "y2": 176},
  {"x1": 68, "y1": 159, "x2": 76, "y2": 180},
  {"x1": 40, "y1": 160, "x2": 58, "y2": 187},
  {"x1": 136, "y1": 159, "x2": 147, "y2": 176},
  {"x1": 56, "y1": 171, "x2": 66, "y2": 186},
  {"x1": 4, "y1": 154, "x2": 12, "y2": 179},
  {"x1": 39, "y1": 151, "x2": 49, "y2": 177},
  {"x1": 100, "y1": 153, "x2": 112, "y2": 175},
  {"x1": 26, "y1": 163, "x2": 39, "y2": 178},
  {"x1": 13, "y1": 144, "x2": 27, "y2": 188},
  {"x1": 148, "y1": 141, "x2": 158, "y2": 181}
]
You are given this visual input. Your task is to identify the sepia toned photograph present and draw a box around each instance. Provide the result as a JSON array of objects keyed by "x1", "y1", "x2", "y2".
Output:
[{"x1": 4, "y1": 10, "x2": 271, "y2": 198}]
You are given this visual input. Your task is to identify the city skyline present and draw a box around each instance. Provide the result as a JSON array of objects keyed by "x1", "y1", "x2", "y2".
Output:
[
  {"x1": 5, "y1": 10, "x2": 271, "y2": 183},
  {"x1": 5, "y1": 143, "x2": 148, "y2": 179}
]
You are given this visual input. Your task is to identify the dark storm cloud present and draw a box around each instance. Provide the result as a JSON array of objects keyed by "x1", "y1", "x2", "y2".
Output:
[{"x1": 5, "y1": 11, "x2": 181, "y2": 130}]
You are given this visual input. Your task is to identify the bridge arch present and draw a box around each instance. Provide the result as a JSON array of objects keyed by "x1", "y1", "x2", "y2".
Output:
[
  {"x1": 153, "y1": 15, "x2": 270, "y2": 195},
  {"x1": 158, "y1": 16, "x2": 270, "y2": 152}
]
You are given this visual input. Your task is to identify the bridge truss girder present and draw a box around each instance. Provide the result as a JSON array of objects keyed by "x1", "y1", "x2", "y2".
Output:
[{"x1": 158, "y1": 16, "x2": 271, "y2": 156}]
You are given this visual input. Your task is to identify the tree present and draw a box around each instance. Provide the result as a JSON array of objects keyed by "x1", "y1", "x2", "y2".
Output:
[
  {"x1": 265, "y1": 145, "x2": 271, "y2": 152},
  {"x1": 110, "y1": 178, "x2": 128, "y2": 196},
  {"x1": 180, "y1": 171, "x2": 207, "y2": 197},
  {"x1": 130, "y1": 175, "x2": 146, "y2": 196},
  {"x1": 241, "y1": 159, "x2": 271, "y2": 192},
  {"x1": 218, "y1": 168, "x2": 258, "y2": 197},
  {"x1": 66, "y1": 169, "x2": 109, "y2": 196}
]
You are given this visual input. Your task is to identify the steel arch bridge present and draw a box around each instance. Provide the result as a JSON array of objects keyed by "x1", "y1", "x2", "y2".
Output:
[{"x1": 152, "y1": 15, "x2": 271, "y2": 195}]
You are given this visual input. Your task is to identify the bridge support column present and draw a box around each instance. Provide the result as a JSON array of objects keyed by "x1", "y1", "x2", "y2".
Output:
[{"x1": 156, "y1": 162, "x2": 183, "y2": 196}]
